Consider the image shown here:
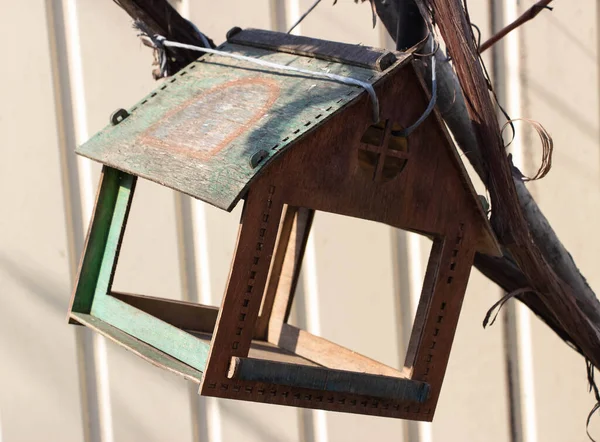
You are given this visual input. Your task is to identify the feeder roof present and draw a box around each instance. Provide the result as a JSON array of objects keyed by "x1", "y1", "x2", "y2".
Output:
[{"x1": 76, "y1": 28, "x2": 407, "y2": 211}]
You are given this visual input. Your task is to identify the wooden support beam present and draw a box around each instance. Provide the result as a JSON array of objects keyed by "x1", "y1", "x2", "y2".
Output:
[
  {"x1": 112, "y1": 291, "x2": 218, "y2": 333},
  {"x1": 228, "y1": 357, "x2": 430, "y2": 402},
  {"x1": 69, "y1": 166, "x2": 137, "y2": 318},
  {"x1": 71, "y1": 312, "x2": 205, "y2": 383},
  {"x1": 257, "y1": 206, "x2": 314, "y2": 339},
  {"x1": 273, "y1": 323, "x2": 406, "y2": 378}
]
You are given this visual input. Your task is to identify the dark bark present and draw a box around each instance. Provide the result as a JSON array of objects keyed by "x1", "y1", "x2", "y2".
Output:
[{"x1": 113, "y1": 0, "x2": 214, "y2": 77}]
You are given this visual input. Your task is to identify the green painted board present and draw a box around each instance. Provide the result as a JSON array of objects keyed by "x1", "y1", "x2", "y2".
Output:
[
  {"x1": 76, "y1": 41, "x2": 403, "y2": 211},
  {"x1": 70, "y1": 167, "x2": 136, "y2": 314},
  {"x1": 91, "y1": 295, "x2": 211, "y2": 373},
  {"x1": 71, "y1": 312, "x2": 204, "y2": 383}
]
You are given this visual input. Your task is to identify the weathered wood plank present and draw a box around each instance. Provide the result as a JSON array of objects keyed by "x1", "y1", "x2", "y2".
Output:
[
  {"x1": 228, "y1": 357, "x2": 429, "y2": 402},
  {"x1": 71, "y1": 312, "x2": 204, "y2": 383},
  {"x1": 69, "y1": 167, "x2": 136, "y2": 316},
  {"x1": 274, "y1": 323, "x2": 406, "y2": 378},
  {"x1": 92, "y1": 295, "x2": 211, "y2": 372},
  {"x1": 112, "y1": 291, "x2": 218, "y2": 333},
  {"x1": 227, "y1": 28, "x2": 397, "y2": 71},
  {"x1": 189, "y1": 331, "x2": 318, "y2": 367},
  {"x1": 256, "y1": 205, "x2": 314, "y2": 338},
  {"x1": 76, "y1": 40, "x2": 409, "y2": 212}
]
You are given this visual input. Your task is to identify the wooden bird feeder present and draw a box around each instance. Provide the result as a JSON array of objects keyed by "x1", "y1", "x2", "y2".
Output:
[{"x1": 68, "y1": 28, "x2": 500, "y2": 421}]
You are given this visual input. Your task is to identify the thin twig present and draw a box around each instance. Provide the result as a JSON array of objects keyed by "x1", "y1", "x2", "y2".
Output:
[
  {"x1": 479, "y1": 0, "x2": 554, "y2": 53},
  {"x1": 288, "y1": 0, "x2": 323, "y2": 34}
]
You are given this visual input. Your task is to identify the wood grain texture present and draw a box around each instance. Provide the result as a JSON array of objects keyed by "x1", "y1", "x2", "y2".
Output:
[
  {"x1": 112, "y1": 291, "x2": 218, "y2": 333},
  {"x1": 71, "y1": 312, "x2": 205, "y2": 383},
  {"x1": 227, "y1": 28, "x2": 398, "y2": 71},
  {"x1": 92, "y1": 295, "x2": 211, "y2": 373},
  {"x1": 201, "y1": 180, "x2": 285, "y2": 389},
  {"x1": 274, "y1": 324, "x2": 406, "y2": 378},
  {"x1": 228, "y1": 357, "x2": 429, "y2": 402},
  {"x1": 196, "y1": 56, "x2": 498, "y2": 419},
  {"x1": 189, "y1": 332, "x2": 318, "y2": 367},
  {"x1": 70, "y1": 29, "x2": 503, "y2": 421},
  {"x1": 256, "y1": 206, "x2": 314, "y2": 339},
  {"x1": 76, "y1": 36, "x2": 410, "y2": 211},
  {"x1": 69, "y1": 166, "x2": 136, "y2": 316}
]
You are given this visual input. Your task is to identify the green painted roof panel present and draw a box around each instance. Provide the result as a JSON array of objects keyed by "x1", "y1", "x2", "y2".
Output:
[{"x1": 76, "y1": 41, "x2": 403, "y2": 211}]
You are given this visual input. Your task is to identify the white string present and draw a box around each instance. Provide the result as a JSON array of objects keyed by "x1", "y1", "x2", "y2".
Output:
[
  {"x1": 392, "y1": 39, "x2": 437, "y2": 137},
  {"x1": 153, "y1": 36, "x2": 380, "y2": 122}
]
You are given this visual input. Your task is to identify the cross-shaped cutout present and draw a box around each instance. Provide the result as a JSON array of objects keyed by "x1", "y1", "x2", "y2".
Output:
[{"x1": 358, "y1": 119, "x2": 409, "y2": 182}]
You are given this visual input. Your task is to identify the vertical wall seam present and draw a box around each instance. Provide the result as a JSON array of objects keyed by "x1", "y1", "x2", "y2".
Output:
[
  {"x1": 494, "y1": 1, "x2": 538, "y2": 441},
  {"x1": 49, "y1": 0, "x2": 115, "y2": 440},
  {"x1": 43, "y1": 1, "x2": 103, "y2": 441}
]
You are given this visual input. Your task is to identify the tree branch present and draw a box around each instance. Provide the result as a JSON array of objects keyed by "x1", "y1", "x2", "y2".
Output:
[
  {"x1": 372, "y1": 1, "x2": 600, "y2": 364},
  {"x1": 479, "y1": 0, "x2": 554, "y2": 53},
  {"x1": 112, "y1": 0, "x2": 214, "y2": 77},
  {"x1": 414, "y1": 0, "x2": 600, "y2": 369}
]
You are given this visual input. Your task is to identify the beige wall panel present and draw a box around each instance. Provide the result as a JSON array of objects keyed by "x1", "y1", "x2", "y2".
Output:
[
  {"x1": 299, "y1": 0, "x2": 381, "y2": 46},
  {"x1": 72, "y1": 2, "x2": 195, "y2": 440},
  {"x1": 521, "y1": 3, "x2": 600, "y2": 441},
  {"x1": 0, "y1": 1, "x2": 84, "y2": 441},
  {"x1": 188, "y1": 0, "x2": 275, "y2": 42}
]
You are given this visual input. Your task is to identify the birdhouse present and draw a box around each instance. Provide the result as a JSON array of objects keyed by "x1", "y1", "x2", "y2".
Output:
[{"x1": 68, "y1": 28, "x2": 500, "y2": 421}]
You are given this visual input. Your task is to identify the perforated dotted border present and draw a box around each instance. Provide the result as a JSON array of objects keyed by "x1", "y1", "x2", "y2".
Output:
[
  {"x1": 208, "y1": 380, "x2": 430, "y2": 418},
  {"x1": 205, "y1": 185, "x2": 277, "y2": 389},
  {"x1": 121, "y1": 53, "x2": 377, "y2": 168},
  {"x1": 204, "y1": 183, "x2": 429, "y2": 417}
]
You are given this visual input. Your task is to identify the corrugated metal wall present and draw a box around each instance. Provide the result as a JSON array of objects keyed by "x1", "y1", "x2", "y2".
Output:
[{"x1": 1, "y1": 1, "x2": 598, "y2": 441}]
